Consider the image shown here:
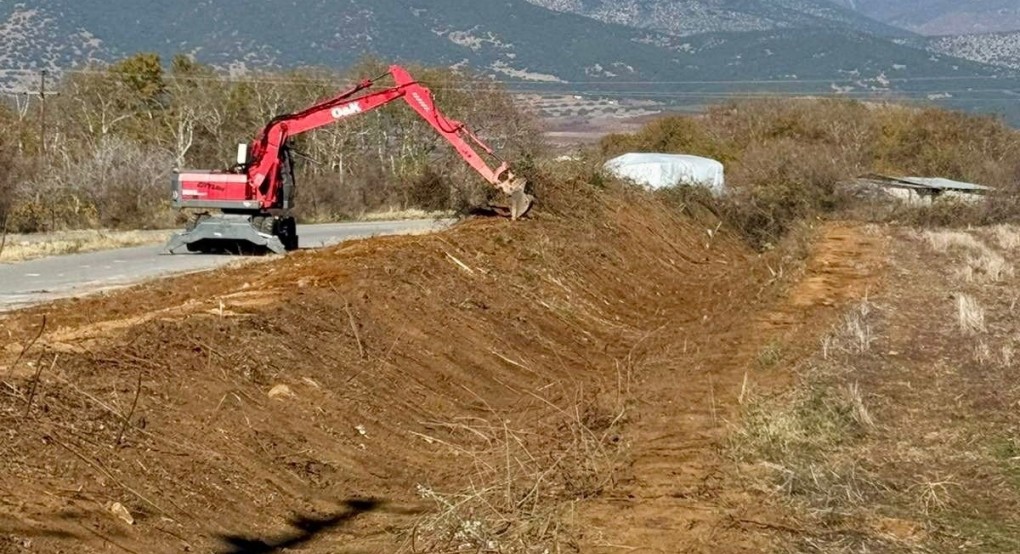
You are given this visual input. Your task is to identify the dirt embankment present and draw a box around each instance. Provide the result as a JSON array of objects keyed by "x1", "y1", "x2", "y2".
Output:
[
  {"x1": 576, "y1": 223, "x2": 887, "y2": 552},
  {"x1": 0, "y1": 187, "x2": 770, "y2": 552},
  {"x1": 0, "y1": 178, "x2": 890, "y2": 553}
]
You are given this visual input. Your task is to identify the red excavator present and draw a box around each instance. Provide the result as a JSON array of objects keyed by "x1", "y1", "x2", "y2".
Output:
[{"x1": 165, "y1": 65, "x2": 532, "y2": 254}]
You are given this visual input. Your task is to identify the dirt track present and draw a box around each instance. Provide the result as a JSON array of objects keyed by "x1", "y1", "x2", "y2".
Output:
[
  {"x1": 0, "y1": 188, "x2": 886, "y2": 552},
  {"x1": 577, "y1": 224, "x2": 886, "y2": 552}
]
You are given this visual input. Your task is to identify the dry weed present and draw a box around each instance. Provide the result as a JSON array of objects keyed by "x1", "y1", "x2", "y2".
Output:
[
  {"x1": 729, "y1": 299, "x2": 887, "y2": 529},
  {"x1": 355, "y1": 208, "x2": 454, "y2": 222},
  {"x1": 910, "y1": 475, "x2": 959, "y2": 516},
  {"x1": 989, "y1": 224, "x2": 1020, "y2": 251},
  {"x1": 921, "y1": 230, "x2": 987, "y2": 254},
  {"x1": 757, "y1": 340, "x2": 783, "y2": 368},
  {"x1": 729, "y1": 383, "x2": 873, "y2": 465},
  {"x1": 921, "y1": 228, "x2": 1015, "y2": 284},
  {"x1": 0, "y1": 229, "x2": 169, "y2": 262},
  {"x1": 956, "y1": 294, "x2": 986, "y2": 335},
  {"x1": 845, "y1": 383, "x2": 875, "y2": 429},
  {"x1": 823, "y1": 299, "x2": 876, "y2": 359},
  {"x1": 976, "y1": 341, "x2": 1019, "y2": 369},
  {"x1": 973, "y1": 341, "x2": 994, "y2": 366},
  {"x1": 861, "y1": 223, "x2": 884, "y2": 236},
  {"x1": 958, "y1": 250, "x2": 1014, "y2": 283},
  {"x1": 405, "y1": 389, "x2": 626, "y2": 553}
]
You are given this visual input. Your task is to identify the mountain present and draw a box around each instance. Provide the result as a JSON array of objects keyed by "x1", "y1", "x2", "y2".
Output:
[
  {"x1": 1, "y1": 0, "x2": 1018, "y2": 123},
  {"x1": 0, "y1": 0, "x2": 709, "y2": 81},
  {"x1": 829, "y1": 0, "x2": 1020, "y2": 35},
  {"x1": 524, "y1": 0, "x2": 911, "y2": 37},
  {"x1": 0, "y1": 6, "x2": 105, "y2": 75},
  {"x1": 0, "y1": 0, "x2": 989, "y2": 82},
  {"x1": 926, "y1": 31, "x2": 1020, "y2": 70}
]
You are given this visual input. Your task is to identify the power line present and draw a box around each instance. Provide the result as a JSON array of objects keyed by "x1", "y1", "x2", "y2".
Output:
[
  {"x1": 2, "y1": 67, "x2": 1019, "y2": 107},
  {"x1": 0, "y1": 66, "x2": 1018, "y2": 87}
]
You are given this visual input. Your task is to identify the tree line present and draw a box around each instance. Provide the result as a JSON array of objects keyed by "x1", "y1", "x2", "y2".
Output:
[{"x1": 0, "y1": 54, "x2": 539, "y2": 234}]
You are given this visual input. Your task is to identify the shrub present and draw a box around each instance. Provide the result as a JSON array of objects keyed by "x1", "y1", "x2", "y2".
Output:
[
  {"x1": 599, "y1": 99, "x2": 1020, "y2": 246},
  {"x1": 0, "y1": 137, "x2": 16, "y2": 233},
  {"x1": 599, "y1": 115, "x2": 732, "y2": 162},
  {"x1": 8, "y1": 137, "x2": 173, "y2": 232}
]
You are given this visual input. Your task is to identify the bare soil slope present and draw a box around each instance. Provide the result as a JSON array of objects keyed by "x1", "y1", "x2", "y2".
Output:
[
  {"x1": 0, "y1": 174, "x2": 895, "y2": 552},
  {"x1": 1, "y1": 187, "x2": 772, "y2": 553},
  {"x1": 577, "y1": 224, "x2": 887, "y2": 552}
]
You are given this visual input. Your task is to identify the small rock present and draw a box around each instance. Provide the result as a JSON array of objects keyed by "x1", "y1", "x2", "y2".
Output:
[
  {"x1": 110, "y1": 502, "x2": 134, "y2": 525},
  {"x1": 355, "y1": 424, "x2": 367, "y2": 436},
  {"x1": 268, "y1": 384, "x2": 295, "y2": 399}
]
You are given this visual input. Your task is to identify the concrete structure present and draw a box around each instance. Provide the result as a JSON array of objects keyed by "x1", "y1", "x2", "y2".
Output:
[{"x1": 856, "y1": 174, "x2": 994, "y2": 205}]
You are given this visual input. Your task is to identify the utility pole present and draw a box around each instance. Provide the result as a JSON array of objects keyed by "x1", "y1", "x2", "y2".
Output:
[
  {"x1": 39, "y1": 70, "x2": 47, "y2": 157},
  {"x1": 31, "y1": 70, "x2": 48, "y2": 177}
]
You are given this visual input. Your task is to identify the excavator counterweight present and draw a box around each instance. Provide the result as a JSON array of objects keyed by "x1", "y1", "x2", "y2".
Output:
[{"x1": 165, "y1": 65, "x2": 532, "y2": 255}]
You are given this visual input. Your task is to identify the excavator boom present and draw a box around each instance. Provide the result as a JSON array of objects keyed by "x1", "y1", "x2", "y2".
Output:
[{"x1": 166, "y1": 65, "x2": 532, "y2": 255}]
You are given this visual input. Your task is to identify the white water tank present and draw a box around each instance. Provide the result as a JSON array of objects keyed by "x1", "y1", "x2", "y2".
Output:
[{"x1": 604, "y1": 153, "x2": 725, "y2": 195}]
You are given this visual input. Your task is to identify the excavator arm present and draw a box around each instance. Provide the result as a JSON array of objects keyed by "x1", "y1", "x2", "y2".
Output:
[{"x1": 247, "y1": 65, "x2": 531, "y2": 218}]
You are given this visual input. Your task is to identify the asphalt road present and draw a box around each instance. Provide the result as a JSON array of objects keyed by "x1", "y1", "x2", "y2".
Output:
[{"x1": 0, "y1": 220, "x2": 451, "y2": 313}]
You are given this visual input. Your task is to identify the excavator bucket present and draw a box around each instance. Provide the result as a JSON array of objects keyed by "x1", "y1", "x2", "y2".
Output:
[
  {"x1": 509, "y1": 188, "x2": 533, "y2": 220},
  {"x1": 489, "y1": 176, "x2": 533, "y2": 220}
]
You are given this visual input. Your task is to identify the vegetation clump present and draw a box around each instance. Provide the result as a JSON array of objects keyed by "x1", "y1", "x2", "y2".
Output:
[
  {"x1": 0, "y1": 54, "x2": 537, "y2": 232},
  {"x1": 598, "y1": 99, "x2": 1020, "y2": 248}
]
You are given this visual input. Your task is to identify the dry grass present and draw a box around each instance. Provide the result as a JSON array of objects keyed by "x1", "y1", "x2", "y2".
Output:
[
  {"x1": 730, "y1": 226, "x2": 1020, "y2": 552},
  {"x1": 959, "y1": 250, "x2": 1014, "y2": 283},
  {"x1": 730, "y1": 383, "x2": 874, "y2": 462},
  {"x1": 355, "y1": 208, "x2": 454, "y2": 222},
  {"x1": 0, "y1": 229, "x2": 170, "y2": 262},
  {"x1": 757, "y1": 339, "x2": 784, "y2": 368},
  {"x1": 729, "y1": 302, "x2": 880, "y2": 505},
  {"x1": 911, "y1": 475, "x2": 959, "y2": 516},
  {"x1": 988, "y1": 224, "x2": 1020, "y2": 251},
  {"x1": 727, "y1": 298, "x2": 892, "y2": 549},
  {"x1": 403, "y1": 386, "x2": 626, "y2": 553},
  {"x1": 840, "y1": 301, "x2": 875, "y2": 355},
  {"x1": 823, "y1": 300, "x2": 875, "y2": 359},
  {"x1": 921, "y1": 229, "x2": 987, "y2": 254},
  {"x1": 957, "y1": 294, "x2": 986, "y2": 335},
  {"x1": 844, "y1": 382, "x2": 875, "y2": 429},
  {"x1": 921, "y1": 229, "x2": 1014, "y2": 284},
  {"x1": 1002, "y1": 344, "x2": 1015, "y2": 368}
]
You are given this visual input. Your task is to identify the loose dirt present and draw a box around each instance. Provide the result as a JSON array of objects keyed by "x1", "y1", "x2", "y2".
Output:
[
  {"x1": 575, "y1": 223, "x2": 887, "y2": 552},
  {"x1": 0, "y1": 183, "x2": 888, "y2": 553}
]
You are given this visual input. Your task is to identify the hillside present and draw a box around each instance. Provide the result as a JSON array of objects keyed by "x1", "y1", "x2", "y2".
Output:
[
  {"x1": 0, "y1": 0, "x2": 687, "y2": 82},
  {"x1": 524, "y1": 0, "x2": 910, "y2": 37},
  {"x1": 1, "y1": 0, "x2": 1018, "y2": 123},
  {"x1": 829, "y1": 0, "x2": 1020, "y2": 35},
  {"x1": 928, "y1": 31, "x2": 1020, "y2": 70},
  {"x1": 0, "y1": 1, "x2": 1001, "y2": 83}
]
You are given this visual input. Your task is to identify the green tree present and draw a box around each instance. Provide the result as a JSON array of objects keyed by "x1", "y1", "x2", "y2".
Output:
[{"x1": 111, "y1": 52, "x2": 166, "y2": 105}]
